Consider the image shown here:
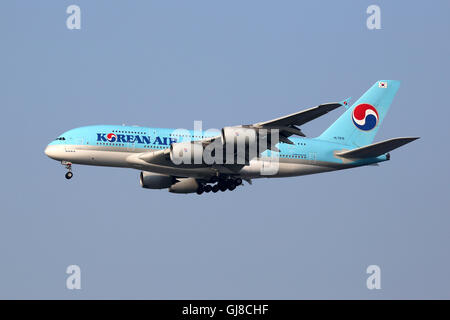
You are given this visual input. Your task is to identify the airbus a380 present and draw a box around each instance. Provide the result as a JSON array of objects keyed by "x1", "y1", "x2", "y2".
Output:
[{"x1": 45, "y1": 80, "x2": 418, "y2": 195}]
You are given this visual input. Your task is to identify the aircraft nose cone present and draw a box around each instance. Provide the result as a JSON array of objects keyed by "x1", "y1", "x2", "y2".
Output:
[{"x1": 45, "y1": 145, "x2": 62, "y2": 160}]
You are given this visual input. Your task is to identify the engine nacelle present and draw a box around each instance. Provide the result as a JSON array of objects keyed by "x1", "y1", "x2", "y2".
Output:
[
  {"x1": 221, "y1": 127, "x2": 258, "y2": 164},
  {"x1": 221, "y1": 126, "x2": 258, "y2": 146},
  {"x1": 170, "y1": 141, "x2": 204, "y2": 165},
  {"x1": 169, "y1": 178, "x2": 199, "y2": 194},
  {"x1": 140, "y1": 171, "x2": 175, "y2": 189}
]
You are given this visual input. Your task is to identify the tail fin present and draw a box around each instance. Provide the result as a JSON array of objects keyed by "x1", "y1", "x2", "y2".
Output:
[{"x1": 318, "y1": 80, "x2": 400, "y2": 147}]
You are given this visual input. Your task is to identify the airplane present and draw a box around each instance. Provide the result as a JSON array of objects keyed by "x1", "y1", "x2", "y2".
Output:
[{"x1": 45, "y1": 80, "x2": 418, "y2": 195}]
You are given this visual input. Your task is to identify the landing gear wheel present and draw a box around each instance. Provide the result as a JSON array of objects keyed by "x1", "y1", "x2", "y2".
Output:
[
  {"x1": 227, "y1": 181, "x2": 236, "y2": 191},
  {"x1": 235, "y1": 178, "x2": 243, "y2": 186},
  {"x1": 196, "y1": 185, "x2": 204, "y2": 195},
  {"x1": 212, "y1": 184, "x2": 220, "y2": 193},
  {"x1": 219, "y1": 183, "x2": 228, "y2": 192},
  {"x1": 204, "y1": 185, "x2": 212, "y2": 193},
  {"x1": 65, "y1": 172, "x2": 73, "y2": 180}
]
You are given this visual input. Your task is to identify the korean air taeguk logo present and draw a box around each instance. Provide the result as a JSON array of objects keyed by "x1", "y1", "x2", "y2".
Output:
[
  {"x1": 352, "y1": 103, "x2": 379, "y2": 131},
  {"x1": 106, "y1": 133, "x2": 117, "y2": 142}
]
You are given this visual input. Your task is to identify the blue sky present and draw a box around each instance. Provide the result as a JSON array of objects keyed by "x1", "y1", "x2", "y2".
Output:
[{"x1": 1, "y1": 0, "x2": 449, "y2": 298}]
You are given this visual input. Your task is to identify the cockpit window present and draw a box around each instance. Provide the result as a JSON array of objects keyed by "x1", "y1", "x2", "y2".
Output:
[{"x1": 55, "y1": 137, "x2": 66, "y2": 141}]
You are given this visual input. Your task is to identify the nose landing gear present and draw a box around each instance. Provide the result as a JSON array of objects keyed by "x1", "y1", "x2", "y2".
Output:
[{"x1": 62, "y1": 161, "x2": 73, "y2": 180}]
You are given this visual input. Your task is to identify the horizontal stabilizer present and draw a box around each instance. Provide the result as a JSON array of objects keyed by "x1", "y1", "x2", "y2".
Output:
[{"x1": 336, "y1": 137, "x2": 419, "y2": 159}]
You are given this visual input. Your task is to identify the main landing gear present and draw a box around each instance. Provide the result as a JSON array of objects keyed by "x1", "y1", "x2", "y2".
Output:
[
  {"x1": 62, "y1": 161, "x2": 73, "y2": 180},
  {"x1": 196, "y1": 178, "x2": 243, "y2": 195}
]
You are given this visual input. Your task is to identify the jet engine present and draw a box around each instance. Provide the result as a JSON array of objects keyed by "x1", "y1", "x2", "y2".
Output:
[
  {"x1": 221, "y1": 126, "x2": 258, "y2": 164},
  {"x1": 140, "y1": 171, "x2": 175, "y2": 189},
  {"x1": 221, "y1": 126, "x2": 258, "y2": 146},
  {"x1": 169, "y1": 178, "x2": 199, "y2": 194}
]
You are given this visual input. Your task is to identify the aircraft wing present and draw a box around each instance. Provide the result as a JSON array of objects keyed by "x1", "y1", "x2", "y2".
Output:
[
  {"x1": 254, "y1": 102, "x2": 343, "y2": 128},
  {"x1": 130, "y1": 101, "x2": 345, "y2": 169},
  {"x1": 246, "y1": 101, "x2": 344, "y2": 144}
]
